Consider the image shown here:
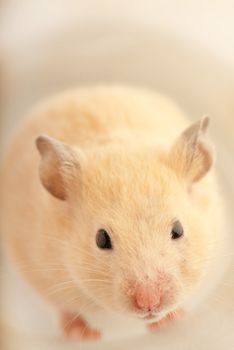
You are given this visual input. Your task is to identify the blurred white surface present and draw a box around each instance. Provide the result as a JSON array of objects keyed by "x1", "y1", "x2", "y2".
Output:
[
  {"x1": 1, "y1": 0, "x2": 234, "y2": 143},
  {"x1": 1, "y1": 1, "x2": 234, "y2": 349},
  {"x1": 2, "y1": 0, "x2": 234, "y2": 65}
]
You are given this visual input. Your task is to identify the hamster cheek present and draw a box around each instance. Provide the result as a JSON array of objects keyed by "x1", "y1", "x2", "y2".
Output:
[{"x1": 179, "y1": 238, "x2": 208, "y2": 293}]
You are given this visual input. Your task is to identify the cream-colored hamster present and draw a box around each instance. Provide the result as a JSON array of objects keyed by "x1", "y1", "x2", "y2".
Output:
[{"x1": 0, "y1": 86, "x2": 229, "y2": 340}]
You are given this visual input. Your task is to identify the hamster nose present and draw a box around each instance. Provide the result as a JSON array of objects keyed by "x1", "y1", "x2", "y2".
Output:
[{"x1": 134, "y1": 284, "x2": 162, "y2": 312}]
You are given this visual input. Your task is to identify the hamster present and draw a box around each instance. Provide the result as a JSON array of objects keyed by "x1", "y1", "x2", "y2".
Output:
[{"x1": 0, "y1": 86, "x2": 229, "y2": 340}]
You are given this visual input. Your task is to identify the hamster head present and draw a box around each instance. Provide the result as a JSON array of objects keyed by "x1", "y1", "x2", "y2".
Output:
[{"x1": 36, "y1": 117, "x2": 216, "y2": 321}]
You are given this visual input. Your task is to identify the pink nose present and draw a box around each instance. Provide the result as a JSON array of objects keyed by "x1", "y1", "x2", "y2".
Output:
[{"x1": 134, "y1": 284, "x2": 162, "y2": 312}]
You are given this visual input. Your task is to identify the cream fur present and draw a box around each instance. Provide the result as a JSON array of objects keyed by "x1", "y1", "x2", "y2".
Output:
[{"x1": 0, "y1": 86, "x2": 228, "y2": 326}]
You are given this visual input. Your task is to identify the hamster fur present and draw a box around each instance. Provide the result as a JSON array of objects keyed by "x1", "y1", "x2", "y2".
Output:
[{"x1": 0, "y1": 86, "x2": 229, "y2": 338}]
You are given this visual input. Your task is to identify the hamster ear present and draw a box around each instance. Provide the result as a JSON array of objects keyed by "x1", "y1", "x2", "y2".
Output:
[
  {"x1": 169, "y1": 116, "x2": 214, "y2": 183},
  {"x1": 36, "y1": 135, "x2": 83, "y2": 200}
]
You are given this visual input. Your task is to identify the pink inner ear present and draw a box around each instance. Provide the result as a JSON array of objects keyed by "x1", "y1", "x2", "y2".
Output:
[
  {"x1": 169, "y1": 117, "x2": 214, "y2": 185},
  {"x1": 36, "y1": 134, "x2": 84, "y2": 201},
  {"x1": 39, "y1": 152, "x2": 67, "y2": 200}
]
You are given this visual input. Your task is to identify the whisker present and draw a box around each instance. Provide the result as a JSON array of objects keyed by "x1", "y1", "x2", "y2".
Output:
[
  {"x1": 75, "y1": 278, "x2": 112, "y2": 284},
  {"x1": 45, "y1": 280, "x2": 75, "y2": 297}
]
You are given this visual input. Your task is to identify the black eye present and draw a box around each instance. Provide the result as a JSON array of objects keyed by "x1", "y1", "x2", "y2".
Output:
[
  {"x1": 96, "y1": 229, "x2": 112, "y2": 249},
  {"x1": 171, "y1": 220, "x2": 184, "y2": 240}
]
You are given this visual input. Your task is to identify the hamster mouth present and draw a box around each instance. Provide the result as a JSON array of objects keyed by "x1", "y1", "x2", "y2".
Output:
[
  {"x1": 137, "y1": 311, "x2": 158, "y2": 321},
  {"x1": 142, "y1": 313, "x2": 155, "y2": 320},
  {"x1": 136, "y1": 307, "x2": 171, "y2": 321}
]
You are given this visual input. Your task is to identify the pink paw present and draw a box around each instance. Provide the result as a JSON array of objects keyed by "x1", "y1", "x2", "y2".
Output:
[
  {"x1": 147, "y1": 308, "x2": 184, "y2": 331},
  {"x1": 60, "y1": 312, "x2": 101, "y2": 341}
]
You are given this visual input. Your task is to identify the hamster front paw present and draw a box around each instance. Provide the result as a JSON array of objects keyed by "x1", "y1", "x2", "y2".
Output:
[
  {"x1": 60, "y1": 312, "x2": 101, "y2": 341},
  {"x1": 147, "y1": 308, "x2": 184, "y2": 331}
]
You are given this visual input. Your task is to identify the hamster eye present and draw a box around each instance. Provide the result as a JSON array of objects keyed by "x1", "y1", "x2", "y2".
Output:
[
  {"x1": 96, "y1": 229, "x2": 112, "y2": 249},
  {"x1": 171, "y1": 220, "x2": 184, "y2": 240}
]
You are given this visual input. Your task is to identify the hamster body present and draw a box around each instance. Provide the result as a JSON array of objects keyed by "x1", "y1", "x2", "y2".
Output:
[{"x1": 0, "y1": 86, "x2": 229, "y2": 339}]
